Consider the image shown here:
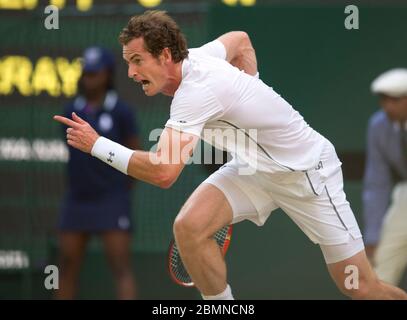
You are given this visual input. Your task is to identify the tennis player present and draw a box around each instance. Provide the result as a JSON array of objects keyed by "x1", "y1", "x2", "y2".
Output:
[{"x1": 54, "y1": 10, "x2": 407, "y2": 300}]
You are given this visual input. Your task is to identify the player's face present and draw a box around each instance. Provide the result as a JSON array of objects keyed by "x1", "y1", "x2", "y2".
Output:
[
  {"x1": 123, "y1": 37, "x2": 171, "y2": 96},
  {"x1": 379, "y1": 95, "x2": 407, "y2": 122}
]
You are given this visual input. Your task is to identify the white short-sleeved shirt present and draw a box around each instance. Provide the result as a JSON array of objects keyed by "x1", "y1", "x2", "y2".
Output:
[{"x1": 165, "y1": 40, "x2": 328, "y2": 173}]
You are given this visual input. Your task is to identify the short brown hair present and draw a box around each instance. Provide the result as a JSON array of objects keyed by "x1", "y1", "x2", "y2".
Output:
[{"x1": 118, "y1": 10, "x2": 188, "y2": 63}]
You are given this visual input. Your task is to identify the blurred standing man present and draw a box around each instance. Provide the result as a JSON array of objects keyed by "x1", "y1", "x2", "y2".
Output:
[
  {"x1": 56, "y1": 47, "x2": 140, "y2": 299},
  {"x1": 363, "y1": 68, "x2": 407, "y2": 286}
]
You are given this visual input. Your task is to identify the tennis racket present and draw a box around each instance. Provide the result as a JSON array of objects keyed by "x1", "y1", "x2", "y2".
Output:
[{"x1": 167, "y1": 224, "x2": 233, "y2": 287}]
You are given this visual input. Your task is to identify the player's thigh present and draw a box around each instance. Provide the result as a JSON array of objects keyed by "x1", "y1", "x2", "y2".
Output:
[
  {"x1": 174, "y1": 182, "x2": 234, "y2": 240},
  {"x1": 174, "y1": 163, "x2": 271, "y2": 239},
  {"x1": 203, "y1": 163, "x2": 277, "y2": 227}
]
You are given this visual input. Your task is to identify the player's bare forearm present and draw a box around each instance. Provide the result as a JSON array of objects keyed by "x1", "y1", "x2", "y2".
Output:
[
  {"x1": 217, "y1": 31, "x2": 258, "y2": 76},
  {"x1": 54, "y1": 114, "x2": 193, "y2": 189},
  {"x1": 127, "y1": 150, "x2": 182, "y2": 189},
  {"x1": 127, "y1": 128, "x2": 197, "y2": 188}
]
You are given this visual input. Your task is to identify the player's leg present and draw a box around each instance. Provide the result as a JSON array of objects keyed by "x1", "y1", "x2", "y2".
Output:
[
  {"x1": 269, "y1": 141, "x2": 407, "y2": 299},
  {"x1": 326, "y1": 248, "x2": 407, "y2": 299},
  {"x1": 374, "y1": 182, "x2": 407, "y2": 285},
  {"x1": 321, "y1": 173, "x2": 407, "y2": 299},
  {"x1": 277, "y1": 183, "x2": 407, "y2": 299},
  {"x1": 173, "y1": 182, "x2": 234, "y2": 298},
  {"x1": 55, "y1": 232, "x2": 89, "y2": 299},
  {"x1": 101, "y1": 230, "x2": 137, "y2": 300},
  {"x1": 174, "y1": 161, "x2": 275, "y2": 299}
]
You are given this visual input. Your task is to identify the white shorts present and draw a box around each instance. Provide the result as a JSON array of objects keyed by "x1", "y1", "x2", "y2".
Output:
[{"x1": 203, "y1": 141, "x2": 364, "y2": 264}]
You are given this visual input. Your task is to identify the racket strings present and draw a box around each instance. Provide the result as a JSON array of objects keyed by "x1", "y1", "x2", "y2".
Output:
[
  {"x1": 214, "y1": 226, "x2": 229, "y2": 246},
  {"x1": 169, "y1": 243, "x2": 192, "y2": 284},
  {"x1": 169, "y1": 225, "x2": 231, "y2": 286}
]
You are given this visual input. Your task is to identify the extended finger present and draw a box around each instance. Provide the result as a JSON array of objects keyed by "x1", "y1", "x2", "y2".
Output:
[{"x1": 54, "y1": 115, "x2": 81, "y2": 129}]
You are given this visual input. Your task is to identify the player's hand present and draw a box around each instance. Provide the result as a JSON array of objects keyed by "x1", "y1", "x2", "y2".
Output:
[{"x1": 53, "y1": 112, "x2": 100, "y2": 154}]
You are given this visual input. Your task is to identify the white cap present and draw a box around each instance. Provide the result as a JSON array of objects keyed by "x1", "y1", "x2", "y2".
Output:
[{"x1": 371, "y1": 68, "x2": 407, "y2": 98}]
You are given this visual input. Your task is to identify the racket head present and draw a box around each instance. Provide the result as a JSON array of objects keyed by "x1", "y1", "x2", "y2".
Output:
[
  {"x1": 167, "y1": 239, "x2": 195, "y2": 287},
  {"x1": 167, "y1": 224, "x2": 233, "y2": 287}
]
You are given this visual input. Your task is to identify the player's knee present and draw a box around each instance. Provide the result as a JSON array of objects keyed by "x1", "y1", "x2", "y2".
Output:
[
  {"x1": 173, "y1": 215, "x2": 202, "y2": 244},
  {"x1": 173, "y1": 215, "x2": 193, "y2": 237}
]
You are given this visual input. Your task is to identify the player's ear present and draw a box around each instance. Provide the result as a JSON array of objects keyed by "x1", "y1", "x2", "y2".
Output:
[{"x1": 160, "y1": 47, "x2": 172, "y2": 64}]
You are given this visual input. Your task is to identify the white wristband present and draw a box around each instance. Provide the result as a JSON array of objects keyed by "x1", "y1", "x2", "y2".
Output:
[{"x1": 91, "y1": 137, "x2": 134, "y2": 175}]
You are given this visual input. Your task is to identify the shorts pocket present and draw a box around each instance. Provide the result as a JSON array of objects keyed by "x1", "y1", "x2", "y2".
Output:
[{"x1": 304, "y1": 168, "x2": 326, "y2": 196}]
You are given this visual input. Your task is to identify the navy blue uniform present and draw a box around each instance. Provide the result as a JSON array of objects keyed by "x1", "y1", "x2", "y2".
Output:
[{"x1": 59, "y1": 90, "x2": 139, "y2": 232}]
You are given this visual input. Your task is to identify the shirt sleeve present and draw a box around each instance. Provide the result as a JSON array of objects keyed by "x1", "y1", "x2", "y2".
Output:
[
  {"x1": 362, "y1": 117, "x2": 394, "y2": 245},
  {"x1": 165, "y1": 83, "x2": 223, "y2": 137},
  {"x1": 189, "y1": 40, "x2": 227, "y2": 60}
]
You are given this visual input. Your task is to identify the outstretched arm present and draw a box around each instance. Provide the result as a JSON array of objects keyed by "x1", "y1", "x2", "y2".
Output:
[
  {"x1": 54, "y1": 112, "x2": 199, "y2": 189},
  {"x1": 217, "y1": 31, "x2": 258, "y2": 76}
]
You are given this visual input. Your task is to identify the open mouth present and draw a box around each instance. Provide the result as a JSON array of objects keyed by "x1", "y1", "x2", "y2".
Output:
[{"x1": 141, "y1": 79, "x2": 150, "y2": 90}]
